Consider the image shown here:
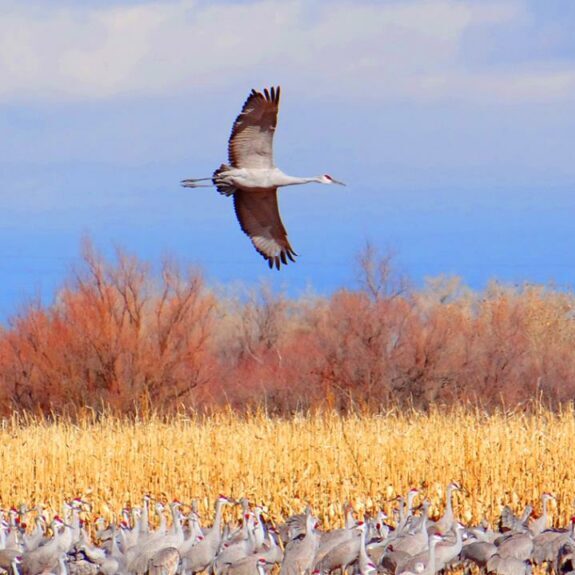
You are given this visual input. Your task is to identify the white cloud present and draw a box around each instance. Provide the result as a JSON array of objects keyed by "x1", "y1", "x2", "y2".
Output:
[{"x1": 0, "y1": 0, "x2": 573, "y2": 104}]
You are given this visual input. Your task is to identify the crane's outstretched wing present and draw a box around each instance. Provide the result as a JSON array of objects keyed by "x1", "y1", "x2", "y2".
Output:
[
  {"x1": 228, "y1": 86, "x2": 280, "y2": 169},
  {"x1": 233, "y1": 188, "x2": 297, "y2": 269}
]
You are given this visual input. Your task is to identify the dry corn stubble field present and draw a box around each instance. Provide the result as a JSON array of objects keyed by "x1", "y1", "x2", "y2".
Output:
[{"x1": 1, "y1": 406, "x2": 574, "y2": 529}]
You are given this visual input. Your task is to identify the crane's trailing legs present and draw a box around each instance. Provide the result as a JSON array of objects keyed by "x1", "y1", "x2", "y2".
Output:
[{"x1": 181, "y1": 178, "x2": 212, "y2": 188}]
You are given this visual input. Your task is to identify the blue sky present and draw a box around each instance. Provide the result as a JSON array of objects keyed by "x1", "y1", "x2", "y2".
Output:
[{"x1": 0, "y1": 0, "x2": 574, "y2": 317}]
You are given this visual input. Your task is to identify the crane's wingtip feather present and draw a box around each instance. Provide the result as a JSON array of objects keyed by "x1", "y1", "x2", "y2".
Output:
[{"x1": 262, "y1": 250, "x2": 297, "y2": 270}]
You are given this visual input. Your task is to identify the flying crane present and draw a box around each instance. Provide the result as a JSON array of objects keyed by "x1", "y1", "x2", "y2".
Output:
[{"x1": 181, "y1": 86, "x2": 345, "y2": 269}]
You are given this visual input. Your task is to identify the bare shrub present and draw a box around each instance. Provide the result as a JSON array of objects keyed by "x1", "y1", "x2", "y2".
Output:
[
  {"x1": 1, "y1": 242, "x2": 575, "y2": 415},
  {"x1": 0, "y1": 242, "x2": 215, "y2": 414}
]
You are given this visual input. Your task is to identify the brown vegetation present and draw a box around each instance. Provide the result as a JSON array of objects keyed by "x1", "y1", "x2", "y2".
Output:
[
  {"x1": 1, "y1": 408, "x2": 574, "y2": 528},
  {"x1": 0, "y1": 242, "x2": 574, "y2": 415},
  {"x1": 0, "y1": 243, "x2": 215, "y2": 414}
]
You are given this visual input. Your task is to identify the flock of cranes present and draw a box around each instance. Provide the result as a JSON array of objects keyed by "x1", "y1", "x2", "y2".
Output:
[
  {"x1": 0, "y1": 487, "x2": 573, "y2": 575},
  {"x1": 181, "y1": 86, "x2": 344, "y2": 270}
]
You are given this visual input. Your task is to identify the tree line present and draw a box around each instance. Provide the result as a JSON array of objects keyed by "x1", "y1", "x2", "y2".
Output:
[{"x1": 0, "y1": 242, "x2": 573, "y2": 415}]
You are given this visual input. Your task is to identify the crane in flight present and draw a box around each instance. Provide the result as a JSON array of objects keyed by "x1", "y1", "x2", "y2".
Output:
[{"x1": 181, "y1": 86, "x2": 345, "y2": 270}]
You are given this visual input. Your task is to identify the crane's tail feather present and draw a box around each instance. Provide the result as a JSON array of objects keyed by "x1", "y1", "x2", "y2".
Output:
[{"x1": 212, "y1": 164, "x2": 236, "y2": 196}]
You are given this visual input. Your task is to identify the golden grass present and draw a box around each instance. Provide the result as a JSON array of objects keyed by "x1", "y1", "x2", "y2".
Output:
[{"x1": 1, "y1": 405, "x2": 575, "y2": 530}]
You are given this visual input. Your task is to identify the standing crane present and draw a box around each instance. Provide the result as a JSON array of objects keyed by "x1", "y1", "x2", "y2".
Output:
[{"x1": 181, "y1": 86, "x2": 345, "y2": 270}]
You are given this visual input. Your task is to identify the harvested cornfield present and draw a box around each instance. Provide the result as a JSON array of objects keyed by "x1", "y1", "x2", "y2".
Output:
[{"x1": 0, "y1": 405, "x2": 573, "y2": 528}]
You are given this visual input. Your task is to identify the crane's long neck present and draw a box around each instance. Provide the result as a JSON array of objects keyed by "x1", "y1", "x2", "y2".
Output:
[
  {"x1": 188, "y1": 513, "x2": 202, "y2": 543},
  {"x1": 212, "y1": 499, "x2": 224, "y2": 534},
  {"x1": 520, "y1": 505, "x2": 532, "y2": 524},
  {"x1": 427, "y1": 537, "x2": 438, "y2": 575},
  {"x1": 358, "y1": 526, "x2": 369, "y2": 565},
  {"x1": 419, "y1": 502, "x2": 429, "y2": 533},
  {"x1": 140, "y1": 498, "x2": 150, "y2": 534},
  {"x1": 445, "y1": 485, "x2": 455, "y2": 520},
  {"x1": 170, "y1": 505, "x2": 183, "y2": 539},
  {"x1": 156, "y1": 506, "x2": 167, "y2": 534},
  {"x1": 277, "y1": 174, "x2": 321, "y2": 187},
  {"x1": 406, "y1": 491, "x2": 417, "y2": 518}
]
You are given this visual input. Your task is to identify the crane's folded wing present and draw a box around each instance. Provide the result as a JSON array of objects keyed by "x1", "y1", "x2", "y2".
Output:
[{"x1": 233, "y1": 189, "x2": 297, "y2": 269}]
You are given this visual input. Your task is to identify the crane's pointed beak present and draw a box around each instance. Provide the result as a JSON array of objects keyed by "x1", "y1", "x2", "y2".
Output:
[{"x1": 332, "y1": 179, "x2": 346, "y2": 186}]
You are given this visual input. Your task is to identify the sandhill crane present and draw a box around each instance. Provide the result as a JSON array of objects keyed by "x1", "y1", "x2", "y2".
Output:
[
  {"x1": 178, "y1": 512, "x2": 204, "y2": 559},
  {"x1": 140, "y1": 495, "x2": 152, "y2": 536},
  {"x1": 399, "y1": 489, "x2": 420, "y2": 532},
  {"x1": 495, "y1": 532, "x2": 533, "y2": 561},
  {"x1": 21, "y1": 516, "x2": 69, "y2": 575},
  {"x1": 74, "y1": 541, "x2": 120, "y2": 575},
  {"x1": 396, "y1": 532, "x2": 443, "y2": 575},
  {"x1": 278, "y1": 507, "x2": 311, "y2": 544},
  {"x1": 313, "y1": 523, "x2": 362, "y2": 574},
  {"x1": 122, "y1": 501, "x2": 185, "y2": 574},
  {"x1": 380, "y1": 548, "x2": 411, "y2": 575},
  {"x1": 212, "y1": 512, "x2": 256, "y2": 575},
  {"x1": 314, "y1": 519, "x2": 357, "y2": 565},
  {"x1": 1, "y1": 518, "x2": 21, "y2": 555},
  {"x1": 431, "y1": 482, "x2": 461, "y2": 535},
  {"x1": 23, "y1": 513, "x2": 46, "y2": 552},
  {"x1": 465, "y1": 520, "x2": 499, "y2": 544},
  {"x1": 532, "y1": 516, "x2": 575, "y2": 566},
  {"x1": 220, "y1": 555, "x2": 269, "y2": 575},
  {"x1": 181, "y1": 86, "x2": 345, "y2": 269},
  {"x1": 279, "y1": 509, "x2": 320, "y2": 575},
  {"x1": 369, "y1": 509, "x2": 390, "y2": 542},
  {"x1": 529, "y1": 493, "x2": 556, "y2": 537},
  {"x1": 146, "y1": 546, "x2": 180, "y2": 575},
  {"x1": 148, "y1": 502, "x2": 168, "y2": 542},
  {"x1": 432, "y1": 521, "x2": 465, "y2": 571},
  {"x1": 181, "y1": 495, "x2": 234, "y2": 574},
  {"x1": 254, "y1": 526, "x2": 283, "y2": 566},
  {"x1": 395, "y1": 524, "x2": 458, "y2": 575},
  {"x1": 486, "y1": 553, "x2": 532, "y2": 575},
  {"x1": 461, "y1": 540, "x2": 497, "y2": 570},
  {"x1": 556, "y1": 540, "x2": 575, "y2": 575},
  {"x1": 499, "y1": 505, "x2": 532, "y2": 534},
  {"x1": 358, "y1": 522, "x2": 378, "y2": 575},
  {"x1": 404, "y1": 500, "x2": 430, "y2": 537},
  {"x1": 220, "y1": 501, "x2": 250, "y2": 548},
  {"x1": 250, "y1": 507, "x2": 267, "y2": 553},
  {"x1": 148, "y1": 502, "x2": 184, "y2": 552},
  {"x1": 343, "y1": 503, "x2": 356, "y2": 530},
  {"x1": 0, "y1": 548, "x2": 21, "y2": 575},
  {"x1": 0, "y1": 518, "x2": 22, "y2": 554},
  {"x1": 388, "y1": 504, "x2": 429, "y2": 556}
]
